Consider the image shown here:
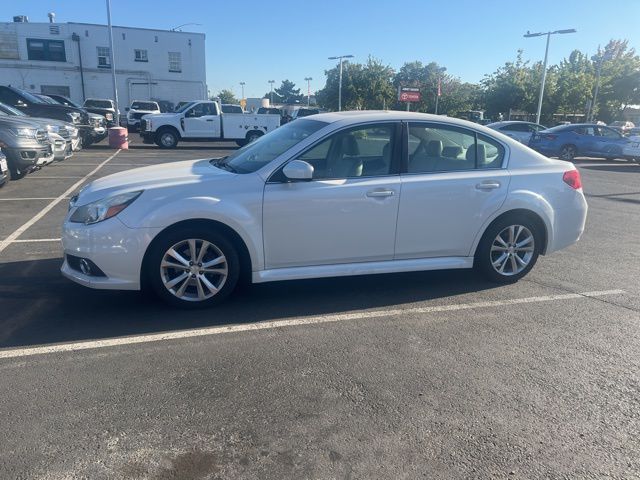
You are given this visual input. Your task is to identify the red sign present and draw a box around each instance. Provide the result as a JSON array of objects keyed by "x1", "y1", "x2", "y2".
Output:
[{"x1": 399, "y1": 87, "x2": 421, "y2": 103}]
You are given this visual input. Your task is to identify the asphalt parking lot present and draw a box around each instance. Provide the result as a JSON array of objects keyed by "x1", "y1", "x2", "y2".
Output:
[{"x1": 0, "y1": 136, "x2": 639, "y2": 479}]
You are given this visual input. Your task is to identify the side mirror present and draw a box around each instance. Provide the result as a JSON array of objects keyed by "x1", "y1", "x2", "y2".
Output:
[
  {"x1": 125, "y1": 107, "x2": 130, "y2": 111},
  {"x1": 283, "y1": 160, "x2": 314, "y2": 181}
]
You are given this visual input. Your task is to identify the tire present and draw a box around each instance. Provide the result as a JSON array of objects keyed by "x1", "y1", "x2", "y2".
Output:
[
  {"x1": 155, "y1": 128, "x2": 179, "y2": 149},
  {"x1": 8, "y1": 162, "x2": 27, "y2": 180},
  {"x1": 475, "y1": 214, "x2": 541, "y2": 284},
  {"x1": 145, "y1": 226, "x2": 240, "y2": 308},
  {"x1": 246, "y1": 130, "x2": 263, "y2": 144},
  {"x1": 559, "y1": 144, "x2": 577, "y2": 161}
]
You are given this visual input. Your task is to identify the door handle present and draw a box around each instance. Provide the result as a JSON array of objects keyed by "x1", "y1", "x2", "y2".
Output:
[
  {"x1": 475, "y1": 181, "x2": 501, "y2": 190},
  {"x1": 366, "y1": 189, "x2": 395, "y2": 198},
  {"x1": 206, "y1": 119, "x2": 214, "y2": 122}
]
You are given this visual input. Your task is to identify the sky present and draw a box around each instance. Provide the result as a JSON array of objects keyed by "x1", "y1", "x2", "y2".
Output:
[{"x1": 8, "y1": 0, "x2": 640, "y2": 99}]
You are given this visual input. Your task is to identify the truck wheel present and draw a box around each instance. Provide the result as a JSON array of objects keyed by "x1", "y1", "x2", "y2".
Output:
[
  {"x1": 156, "y1": 129, "x2": 179, "y2": 149},
  {"x1": 8, "y1": 162, "x2": 27, "y2": 180},
  {"x1": 246, "y1": 130, "x2": 263, "y2": 144},
  {"x1": 236, "y1": 139, "x2": 248, "y2": 147}
]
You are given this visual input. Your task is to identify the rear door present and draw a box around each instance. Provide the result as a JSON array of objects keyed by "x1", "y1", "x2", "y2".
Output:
[
  {"x1": 596, "y1": 126, "x2": 627, "y2": 158},
  {"x1": 574, "y1": 126, "x2": 598, "y2": 155},
  {"x1": 395, "y1": 122, "x2": 510, "y2": 259},
  {"x1": 183, "y1": 102, "x2": 220, "y2": 138}
]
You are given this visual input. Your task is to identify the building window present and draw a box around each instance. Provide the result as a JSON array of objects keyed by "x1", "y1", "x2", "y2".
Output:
[
  {"x1": 27, "y1": 38, "x2": 66, "y2": 62},
  {"x1": 97, "y1": 46, "x2": 111, "y2": 68},
  {"x1": 134, "y1": 49, "x2": 148, "y2": 62},
  {"x1": 168, "y1": 51, "x2": 181, "y2": 72},
  {"x1": 41, "y1": 85, "x2": 71, "y2": 98}
]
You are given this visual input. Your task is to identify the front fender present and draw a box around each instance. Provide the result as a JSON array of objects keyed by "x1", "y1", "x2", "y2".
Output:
[
  {"x1": 120, "y1": 195, "x2": 264, "y2": 271},
  {"x1": 469, "y1": 189, "x2": 555, "y2": 256}
]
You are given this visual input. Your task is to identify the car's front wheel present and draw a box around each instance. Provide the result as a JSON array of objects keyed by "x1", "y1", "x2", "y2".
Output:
[
  {"x1": 146, "y1": 227, "x2": 240, "y2": 308},
  {"x1": 475, "y1": 215, "x2": 541, "y2": 283},
  {"x1": 559, "y1": 144, "x2": 577, "y2": 161},
  {"x1": 155, "y1": 129, "x2": 179, "y2": 149}
]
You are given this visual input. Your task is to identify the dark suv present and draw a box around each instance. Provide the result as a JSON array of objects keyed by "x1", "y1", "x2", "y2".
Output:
[{"x1": 0, "y1": 86, "x2": 90, "y2": 130}]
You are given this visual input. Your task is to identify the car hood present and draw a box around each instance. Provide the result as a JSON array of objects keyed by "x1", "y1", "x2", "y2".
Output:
[
  {"x1": 0, "y1": 116, "x2": 44, "y2": 129},
  {"x1": 75, "y1": 158, "x2": 230, "y2": 204},
  {"x1": 129, "y1": 109, "x2": 160, "y2": 114}
]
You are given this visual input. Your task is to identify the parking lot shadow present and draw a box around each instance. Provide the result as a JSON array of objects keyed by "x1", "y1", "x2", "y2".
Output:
[{"x1": 0, "y1": 257, "x2": 499, "y2": 349}]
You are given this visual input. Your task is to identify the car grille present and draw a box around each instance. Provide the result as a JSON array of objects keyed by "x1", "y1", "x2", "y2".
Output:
[
  {"x1": 91, "y1": 117, "x2": 105, "y2": 128},
  {"x1": 36, "y1": 130, "x2": 49, "y2": 144},
  {"x1": 139, "y1": 119, "x2": 147, "y2": 131},
  {"x1": 58, "y1": 126, "x2": 71, "y2": 140}
]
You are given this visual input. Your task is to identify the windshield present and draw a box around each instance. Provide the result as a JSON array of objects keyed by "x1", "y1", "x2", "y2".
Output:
[
  {"x1": 84, "y1": 100, "x2": 113, "y2": 108},
  {"x1": 214, "y1": 119, "x2": 328, "y2": 174},
  {"x1": 131, "y1": 102, "x2": 158, "y2": 110},
  {"x1": 0, "y1": 102, "x2": 26, "y2": 116},
  {"x1": 17, "y1": 89, "x2": 45, "y2": 104},
  {"x1": 175, "y1": 102, "x2": 196, "y2": 113},
  {"x1": 52, "y1": 96, "x2": 80, "y2": 108},
  {"x1": 37, "y1": 95, "x2": 58, "y2": 104}
]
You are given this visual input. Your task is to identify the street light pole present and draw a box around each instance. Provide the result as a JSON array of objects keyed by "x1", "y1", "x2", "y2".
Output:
[
  {"x1": 105, "y1": 0, "x2": 119, "y2": 127},
  {"x1": 268, "y1": 80, "x2": 275, "y2": 106},
  {"x1": 304, "y1": 77, "x2": 312, "y2": 107},
  {"x1": 524, "y1": 28, "x2": 576, "y2": 124},
  {"x1": 328, "y1": 55, "x2": 354, "y2": 111},
  {"x1": 588, "y1": 46, "x2": 611, "y2": 122},
  {"x1": 239, "y1": 81, "x2": 245, "y2": 100},
  {"x1": 434, "y1": 67, "x2": 446, "y2": 115}
]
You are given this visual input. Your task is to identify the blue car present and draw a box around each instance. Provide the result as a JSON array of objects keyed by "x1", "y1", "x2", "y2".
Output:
[{"x1": 529, "y1": 123, "x2": 630, "y2": 160}]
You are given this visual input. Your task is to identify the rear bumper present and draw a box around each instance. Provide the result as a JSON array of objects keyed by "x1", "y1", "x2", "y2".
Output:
[{"x1": 547, "y1": 190, "x2": 588, "y2": 254}]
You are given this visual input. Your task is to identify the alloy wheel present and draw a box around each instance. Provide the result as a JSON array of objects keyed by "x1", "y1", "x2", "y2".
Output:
[
  {"x1": 490, "y1": 225, "x2": 535, "y2": 276},
  {"x1": 160, "y1": 132, "x2": 176, "y2": 147},
  {"x1": 160, "y1": 239, "x2": 228, "y2": 302}
]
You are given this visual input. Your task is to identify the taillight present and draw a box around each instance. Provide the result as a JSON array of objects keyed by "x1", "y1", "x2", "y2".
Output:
[{"x1": 563, "y1": 170, "x2": 582, "y2": 189}]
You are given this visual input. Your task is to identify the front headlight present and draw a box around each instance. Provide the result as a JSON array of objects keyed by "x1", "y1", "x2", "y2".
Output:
[
  {"x1": 105, "y1": 113, "x2": 114, "y2": 121},
  {"x1": 46, "y1": 124, "x2": 60, "y2": 134},
  {"x1": 69, "y1": 191, "x2": 143, "y2": 225},
  {"x1": 10, "y1": 127, "x2": 37, "y2": 138}
]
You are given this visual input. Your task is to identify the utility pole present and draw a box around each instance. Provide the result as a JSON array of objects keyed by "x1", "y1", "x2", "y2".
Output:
[
  {"x1": 268, "y1": 80, "x2": 275, "y2": 106},
  {"x1": 239, "y1": 81, "x2": 245, "y2": 100},
  {"x1": 434, "y1": 67, "x2": 446, "y2": 115},
  {"x1": 524, "y1": 28, "x2": 576, "y2": 124},
  {"x1": 328, "y1": 55, "x2": 354, "y2": 111},
  {"x1": 304, "y1": 77, "x2": 312, "y2": 107},
  {"x1": 106, "y1": 0, "x2": 119, "y2": 127}
]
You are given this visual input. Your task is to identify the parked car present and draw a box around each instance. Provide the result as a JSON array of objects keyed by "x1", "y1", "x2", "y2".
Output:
[
  {"x1": 257, "y1": 107, "x2": 282, "y2": 115},
  {"x1": 609, "y1": 120, "x2": 635, "y2": 134},
  {"x1": 62, "y1": 111, "x2": 587, "y2": 308},
  {"x1": 487, "y1": 121, "x2": 546, "y2": 144},
  {"x1": 0, "y1": 101, "x2": 78, "y2": 155},
  {"x1": 221, "y1": 104, "x2": 243, "y2": 114},
  {"x1": 529, "y1": 123, "x2": 630, "y2": 160},
  {"x1": 622, "y1": 132, "x2": 640, "y2": 162},
  {"x1": 45, "y1": 94, "x2": 108, "y2": 146},
  {"x1": 156, "y1": 100, "x2": 175, "y2": 113},
  {"x1": 624, "y1": 127, "x2": 640, "y2": 137},
  {"x1": 0, "y1": 114, "x2": 52, "y2": 179},
  {"x1": 139, "y1": 100, "x2": 280, "y2": 148},
  {"x1": 83, "y1": 98, "x2": 118, "y2": 128},
  {"x1": 126, "y1": 100, "x2": 160, "y2": 131},
  {"x1": 0, "y1": 86, "x2": 91, "y2": 138},
  {"x1": 0, "y1": 150, "x2": 8, "y2": 187}
]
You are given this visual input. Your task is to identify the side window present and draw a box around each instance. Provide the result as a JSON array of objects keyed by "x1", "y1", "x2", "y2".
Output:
[
  {"x1": 298, "y1": 123, "x2": 396, "y2": 180},
  {"x1": 187, "y1": 104, "x2": 205, "y2": 118},
  {"x1": 576, "y1": 127, "x2": 595, "y2": 136},
  {"x1": 408, "y1": 123, "x2": 504, "y2": 173},
  {"x1": 529, "y1": 124, "x2": 544, "y2": 132},
  {"x1": 598, "y1": 127, "x2": 620, "y2": 139},
  {"x1": 202, "y1": 103, "x2": 216, "y2": 116},
  {"x1": 502, "y1": 123, "x2": 528, "y2": 132}
]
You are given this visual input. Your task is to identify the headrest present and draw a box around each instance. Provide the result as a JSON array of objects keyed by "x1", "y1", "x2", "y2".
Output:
[
  {"x1": 466, "y1": 144, "x2": 486, "y2": 164},
  {"x1": 426, "y1": 140, "x2": 443, "y2": 157},
  {"x1": 442, "y1": 146, "x2": 463, "y2": 158},
  {"x1": 339, "y1": 135, "x2": 360, "y2": 156}
]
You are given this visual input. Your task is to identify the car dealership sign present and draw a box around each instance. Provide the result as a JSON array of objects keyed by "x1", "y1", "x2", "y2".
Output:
[{"x1": 398, "y1": 86, "x2": 421, "y2": 102}]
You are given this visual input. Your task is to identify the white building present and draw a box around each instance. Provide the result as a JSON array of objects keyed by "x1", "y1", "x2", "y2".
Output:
[{"x1": 0, "y1": 16, "x2": 206, "y2": 109}]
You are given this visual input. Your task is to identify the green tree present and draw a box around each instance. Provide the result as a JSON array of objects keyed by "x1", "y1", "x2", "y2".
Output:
[
  {"x1": 550, "y1": 50, "x2": 594, "y2": 117},
  {"x1": 263, "y1": 80, "x2": 303, "y2": 104},
  {"x1": 214, "y1": 89, "x2": 238, "y2": 104}
]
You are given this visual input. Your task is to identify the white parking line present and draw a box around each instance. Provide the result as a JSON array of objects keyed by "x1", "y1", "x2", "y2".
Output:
[
  {"x1": 0, "y1": 197, "x2": 62, "y2": 201},
  {"x1": 27, "y1": 176, "x2": 85, "y2": 179},
  {"x1": 11, "y1": 238, "x2": 61, "y2": 243},
  {"x1": 0, "y1": 150, "x2": 121, "y2": 255},
  {"x1": 0, "y1": 289, "x2": 625, "y2": 360}
]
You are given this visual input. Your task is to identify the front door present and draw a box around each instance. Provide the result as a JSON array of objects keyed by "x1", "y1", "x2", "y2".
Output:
[
  {"x1": 183, "y1": 102, "x2": 220, "y2": 138},
  {"x1": 395, "y1": 122, "x2": 510, "y2": 259},
  {"x1": 263, "y1": 122, "x2": 401, "y2": 269}
]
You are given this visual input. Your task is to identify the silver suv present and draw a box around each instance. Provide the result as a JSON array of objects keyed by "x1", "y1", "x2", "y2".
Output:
[{"x1": 0, "y1": 115, "x2": 52, "y2": 179}]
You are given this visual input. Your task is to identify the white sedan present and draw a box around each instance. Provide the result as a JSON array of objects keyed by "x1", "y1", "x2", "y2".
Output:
[{"x1": 61, "y1": 111, "x2": 588, "y2": 308}]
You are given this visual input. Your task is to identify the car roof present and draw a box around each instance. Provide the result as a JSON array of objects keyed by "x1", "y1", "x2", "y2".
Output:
[{"x1": 312, "y1": 110, "x2": 479, "y2": 126}]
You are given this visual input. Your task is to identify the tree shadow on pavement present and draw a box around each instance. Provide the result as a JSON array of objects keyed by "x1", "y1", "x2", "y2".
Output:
[{"x1": 0, "y1": 257, "x2": 499, "y2": 349}]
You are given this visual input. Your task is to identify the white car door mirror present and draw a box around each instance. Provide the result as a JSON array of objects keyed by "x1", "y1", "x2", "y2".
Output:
[{"x1": 283, "y1": 160, "x2": 314, "y2": 181}]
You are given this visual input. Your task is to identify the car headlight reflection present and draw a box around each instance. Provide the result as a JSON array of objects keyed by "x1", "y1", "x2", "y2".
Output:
[{"x1": 69, "y1": 191, "x2": 142, "y2": 225}]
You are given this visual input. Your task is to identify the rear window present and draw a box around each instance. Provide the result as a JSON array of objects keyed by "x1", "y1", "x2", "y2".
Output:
[
  {"x1": 131, "y1": 102, "x2": 158, "y2": 110},
  {"x1": 84, "y1": 100, "x2": 113, "y2": 108},
  {"x1": 221, "y1": 105, "x2": 243, "y2": 114}
]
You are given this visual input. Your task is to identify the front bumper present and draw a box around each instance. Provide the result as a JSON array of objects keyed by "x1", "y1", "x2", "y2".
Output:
[
  {"x1": 3, "y1": 144, "x2": 52, "y2": 173},
  {"x1": 52, "y1": 139, "x2": 73, "y2": 162},
  {"x1": 61, "y1": 216, "x2": 161, "y2": 291}
]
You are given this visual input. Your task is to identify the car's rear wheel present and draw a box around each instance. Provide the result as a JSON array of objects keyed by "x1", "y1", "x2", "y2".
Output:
[
  {"x1": 146, "y1": 227, "x2": 239, "y2": 308},
  {"x1": 559, "y1": 144, "x2": 577, "y2": 161},
  {"x1": 475, "y1": 216, "x2": 541, "y2": 283}
]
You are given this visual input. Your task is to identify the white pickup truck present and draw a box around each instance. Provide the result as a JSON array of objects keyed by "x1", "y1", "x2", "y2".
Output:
[{"x1": 139, "y1": 100, "x2": 280, "y2": 148}]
